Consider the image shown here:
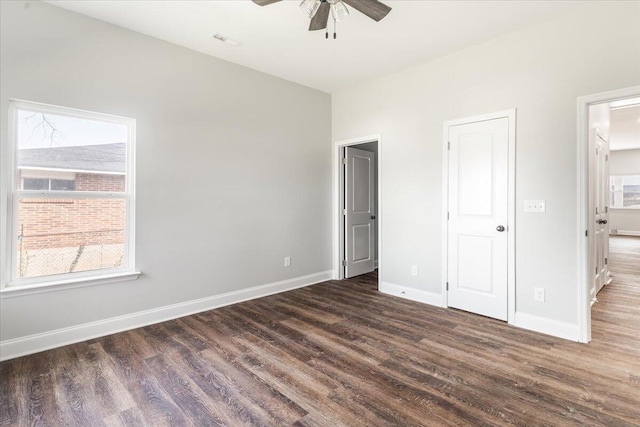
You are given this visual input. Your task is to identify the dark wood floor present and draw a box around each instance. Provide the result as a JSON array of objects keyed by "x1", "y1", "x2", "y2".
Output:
[{"x1": 2, "y1": 240, "x2": 640, "y2": 426}]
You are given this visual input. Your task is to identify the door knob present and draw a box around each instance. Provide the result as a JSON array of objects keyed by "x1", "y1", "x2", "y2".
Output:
[{"x1": 496, "y1": 225, "x2": 505, "y2": 232}]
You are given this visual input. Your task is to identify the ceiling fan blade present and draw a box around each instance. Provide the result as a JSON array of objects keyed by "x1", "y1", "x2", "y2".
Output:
[
  {"x1": 251, "y1": 0, "x2": 282, "y2": 6},
  {"x1": 309, "y1": 2, "x2": 330, "y2": 31},
  {"x1": 343, "y1": 0, "x2": 391, "y2": 22}
]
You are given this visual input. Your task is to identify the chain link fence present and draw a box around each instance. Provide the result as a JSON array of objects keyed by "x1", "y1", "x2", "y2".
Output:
[{"x1": 18, "y1": 229, "x2": 125, "y2": 278}]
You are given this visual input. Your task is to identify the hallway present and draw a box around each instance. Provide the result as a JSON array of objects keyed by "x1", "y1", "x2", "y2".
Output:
[{"x1": 591, "y1": 235, "x2": 640, "y2": 354}]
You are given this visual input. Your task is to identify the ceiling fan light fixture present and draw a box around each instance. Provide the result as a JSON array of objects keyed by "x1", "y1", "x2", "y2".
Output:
[
  {"x1": 252, "y1": 0, "x2": 391, "y2": 37},
  {"x1": 300, "y1": 0, "x2": 321, "y2": 18},
  {"x1": 330, "y1": 0, "x2": 349, "y2": 22}
]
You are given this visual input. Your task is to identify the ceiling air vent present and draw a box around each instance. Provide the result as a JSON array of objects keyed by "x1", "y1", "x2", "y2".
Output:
[{"x1": 212, "y1": 33, "x2": 242, "y2": 47}]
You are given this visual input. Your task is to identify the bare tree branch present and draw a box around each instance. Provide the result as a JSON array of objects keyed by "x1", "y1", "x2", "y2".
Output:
[{"x1": 25, "y1": 113, "x2": 61, "y2": 147}]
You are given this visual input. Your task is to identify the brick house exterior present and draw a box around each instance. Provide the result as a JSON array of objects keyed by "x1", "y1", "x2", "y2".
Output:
[
  {"x1": 17, "y1": 143, "x2": 127, "y2": 276},
  {"x1": 18, "y1": 173, "x2": 125, "y2": 250}
]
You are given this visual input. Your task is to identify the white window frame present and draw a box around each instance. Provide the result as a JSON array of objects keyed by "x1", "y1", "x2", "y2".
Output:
[
  {"x1": 1, "y1": 100, "x2": 139, "y2": 295},
  {"x1": 610, "y1": 174, "x2": 640, "y2": 209}
]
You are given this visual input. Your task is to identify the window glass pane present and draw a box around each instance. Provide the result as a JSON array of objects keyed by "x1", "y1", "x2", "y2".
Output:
[
  {"x1": 16, "y1": 198, "x2": 126, "y2": 279},
  {"x1": 622, "y1": 175, "x2": 640, "y2": 208},
  {"x1": 23, "y1": 178, "x2": 49, "y2": 190},
  {"x1": 16, "y1": 109, "x2": 128, "y2": 192},
  {"x1": 51, "y1": 179, "x2": 76, "y2": 191}
]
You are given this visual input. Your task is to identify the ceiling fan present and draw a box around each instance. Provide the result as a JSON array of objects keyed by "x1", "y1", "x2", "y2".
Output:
[{"x1": 251, "y1": 0, "x2": 392, "y2": 38}]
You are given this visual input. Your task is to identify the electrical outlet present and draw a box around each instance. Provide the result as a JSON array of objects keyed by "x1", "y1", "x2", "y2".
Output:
[
  {"x1": 524, "y1": 200, "x2": 546, "y2": 213},
  {"x1": 534, "y1": 287, "x2": 545, "y2": 302},
  {"x1": 411, "y1": 265, "x2": 418, "y2": 276},
  {"x1": 284, "y1": 256, "x2": 291, "y2": 267}
]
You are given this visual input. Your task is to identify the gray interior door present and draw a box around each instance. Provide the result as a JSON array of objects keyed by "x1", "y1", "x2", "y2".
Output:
[{"x1": 345, "y1": 147, "x2": 375, "y2": 278}]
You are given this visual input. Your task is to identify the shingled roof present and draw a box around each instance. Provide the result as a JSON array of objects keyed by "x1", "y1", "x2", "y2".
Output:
[{"x1": 18, "y1": 142, "x2": 126, "y2": 174}]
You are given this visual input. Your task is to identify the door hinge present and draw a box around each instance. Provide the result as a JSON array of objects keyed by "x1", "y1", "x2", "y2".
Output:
[
  {"x1": 343, "y1": 209, "x2": 347, "y2": 216},
  {"x1": 585, "y1": 230, "x2": 588, "y2": 237},
  {"x1": 605, "y1": 154, "x2": 608, "y2": 161},
  {"x1": 342, "y1": 260, "x2": 347, "y2": 267},
  {"x1": 342, "y1": 158, "x2": 347, "y2": 165},
  {"x1": 595, "y1": 207, "x2": 598, "y2": 215},
  {"x1": 446, "y1": 282, "x2": 449, "y2": 291},
  {"x1": 605, "y1": 257, "x2": 608, "y2": 265},
  {"x1": 447, "y1": 141, "x2": 450, "y2": 150},
  {"x1": 596, "y1": 266, "x2": 598, "y2": 275},
  {"x1": 447, "y1": 212, "x2": 450, "y2": 220},
  {"x1": 605, "y1": 206, "x2": 608, "y2": 213}
]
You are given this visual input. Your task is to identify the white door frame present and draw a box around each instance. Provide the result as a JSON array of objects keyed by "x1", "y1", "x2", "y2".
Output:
[
  {"x1": 576, "y1": 85, "x2": 640, "y2": 343},
  {"x1": 332, "y1": 134, "x2": 382, "y2": 281},
  {"x1": 441, "y1": 109, "x2": 517, "y2": 323}
]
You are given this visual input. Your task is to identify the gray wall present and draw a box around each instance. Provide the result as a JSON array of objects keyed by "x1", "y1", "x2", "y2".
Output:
[
  {"x1": 610, "y1": 149, "x2": 640, "y2": 175},
  {"x1": 0, "y1": 1, "x2": 331, "y2": 341},
  {"x1": 332, "y1": 2, "x2": 640, "y2": 325}
]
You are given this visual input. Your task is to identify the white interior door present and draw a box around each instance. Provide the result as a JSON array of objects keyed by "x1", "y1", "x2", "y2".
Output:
[
  {"x1": 345, "y1": 147, "x2": 375, "y2": 278},
  {"x1": 594, "y1": 130, "x2": 610, "y2": 297},
  {"x1": 447, "y1": 117, "x2": 509, "y2": 321}
]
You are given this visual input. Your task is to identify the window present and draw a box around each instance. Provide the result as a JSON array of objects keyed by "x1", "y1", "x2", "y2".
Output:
[
  {"x1": 23, "y1": 178, "x2": 76, "y2": 191},
  {"x1": 22, "y1": 178, "x2": 49, "y2": 191},
  {"x1": 3, "y1": 100, "x2": 136, "y2": 289},
  {"x1": 610, "y1": 175, "x2": 640, "y2": 209}
]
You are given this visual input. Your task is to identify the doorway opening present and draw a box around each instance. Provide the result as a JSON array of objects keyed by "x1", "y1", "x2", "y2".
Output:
[
  {"x1": 607, "y1": 102, "x2": 640, "y2": 299},
  {"x1": 333, "y1": 135, "x2": 380, "y2": 283},
  {"x1": 577, "y1": 85, "x2": 640, "y2": 343}
]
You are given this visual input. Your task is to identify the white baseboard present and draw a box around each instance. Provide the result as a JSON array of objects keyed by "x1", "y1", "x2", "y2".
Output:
[
  {"x1": 0, "y1": 270, "x2": 333, "y2": 362},
  {"x1": 513, "y1": 312, "x2": 580, "y2": 342},
  {"x1": 379, "y1": 281, "x2": 444, "y2": 307}
]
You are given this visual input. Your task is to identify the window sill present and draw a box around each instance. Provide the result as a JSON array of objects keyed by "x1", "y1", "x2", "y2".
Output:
[
  {"x1": 609, "y1": 207, "x2": 640, "y2": 211},
  {"x1": 0, "y1": 271, "x2": 141, "y2": 298}
]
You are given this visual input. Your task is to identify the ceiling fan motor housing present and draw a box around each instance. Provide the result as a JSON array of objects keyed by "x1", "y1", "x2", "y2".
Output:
[{"x1": 252, "y1": 0, "x2": 391, "y2": 35}]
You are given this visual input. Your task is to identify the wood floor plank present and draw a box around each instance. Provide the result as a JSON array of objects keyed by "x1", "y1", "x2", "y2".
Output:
[
  {"x1": 98, "y1": 333, "x2": 190, "y2": 426},
  {"x1": 143, "y1": 353, "x2": 244, "y2": 426},
  {"x1": 118, "y1": 407, "x2": 146, "y2": 426},
  {"x1": 0, "y1": 357, "x2": 19, "y2": 426},
  {"x1": 192, "y1": 347, "x2": 308, "y2": 425},
  {"x1": 49, "y1": 346, "x2": 107, "y2": 427},
  {"x1": 7, "y1": 351, "x2": 62, "y2": 427},
  {"x1": 233, "y1": 348, "x2": 364, "y2": 427},
  {"x1": 1, "y1": 236, "x2": 639, "y2": 426}
]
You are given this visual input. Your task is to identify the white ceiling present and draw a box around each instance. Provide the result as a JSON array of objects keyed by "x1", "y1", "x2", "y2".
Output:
[
  {"x1": 48, "y1": 0, "x2": 583, "y2": 93},
  {"x1": 610, "y1": 104, "x2": 640, "y2": 151}
]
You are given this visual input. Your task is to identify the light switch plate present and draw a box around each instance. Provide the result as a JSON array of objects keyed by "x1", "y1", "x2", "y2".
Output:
[{"x1": 524, "y1": 200, "x2": 546, "y2": 213}]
